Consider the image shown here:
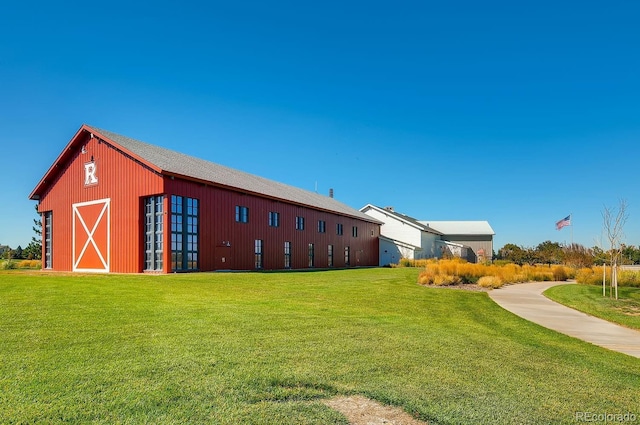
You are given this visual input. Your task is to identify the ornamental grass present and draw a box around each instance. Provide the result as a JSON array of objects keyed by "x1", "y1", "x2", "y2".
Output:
[{"x1": 417, "y1": 258, "x2": 575, "y2": 288}]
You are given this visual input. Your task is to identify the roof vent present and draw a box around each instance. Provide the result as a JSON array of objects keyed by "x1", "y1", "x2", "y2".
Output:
[
  {"x1": 329, "y1": 188, "x2": 334, "y2": 198},
  {"x1": 384, "y1": 206, "x2": 394, "y2": 212}
]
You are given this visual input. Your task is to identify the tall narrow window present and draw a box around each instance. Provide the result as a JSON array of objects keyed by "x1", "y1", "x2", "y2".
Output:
[
  {"x1": 284, "y1": 241, "x2": 291, "y2": 268},
  {"x1": 345, "y1": 246, "x2": 350, "y2": 266},
  {"x1": 186, "y1": 198, "x2": 198, "y2": 270},
  {"x1": 352, "y1": 226, "x2": 358, "y2": 237},
  {"x1": 144, "y1": 195, "x2": 164, "y2": 271},
  {"x1": 235, "y1": 205, "x2": 249, "y2": 223},
  {"x1": 268, "y1": 211, "x2": 280, "y2": 227},
  {"x1": 255, "y1": 239, "x2": 263, "y2": 269},
  {"x1": 318, "y1": 220, "x2": 326, "y2": 233},
  {"x1": 308, "y1": 243, "x2": 315, "y2": 267},
  {"x1": 336, "y1": 223, "x2": 343, "y2": 236},
  {"x1": 44, "y1": 211, "x2": 52, "y2": 269},
  {"x1": 296, "y1": 216, "x2": 305, "y2": 230},
  {"x1": 171, "y1": 195, "x2": 199, "y2": 271},
  {"x1": 328, "y1": 244, "x2": 333, "y2": 267}
]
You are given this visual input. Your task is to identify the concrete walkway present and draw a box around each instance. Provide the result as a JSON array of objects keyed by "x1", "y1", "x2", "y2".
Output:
[{"x1": 488, "y1": 281, "x2": 640, "y2": 359}]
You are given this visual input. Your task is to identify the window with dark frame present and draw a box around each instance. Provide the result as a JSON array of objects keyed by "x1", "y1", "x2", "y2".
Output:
[
  {"x1": 255, "y1": 239, "x2": 263, "y2": 269},
  {"x1": 318, "y1": 220, "x2": 326, "y2": 233},
  {"x1": 235, "y1": 205, "x2": 249, "y2": 223},
  {"x1": 284, "y1": 241, "x2": 291, "y2": 268},
  {"x1": 171, "y1": 195, "x2": 199, "y2": 271},
  {"x1": 328, "y1": 244, "x2": 333, "y2": 267},
  {"x1": 308, "y1": 243, "x2": 315, "y2": 267},
  {"x1": 345, "y1": 246, "x2": 350, "y2": 266},
  {"x1": 144, "y1": 195, "x2": 164, "y2": 271},
  {"x1": 296, "y1": 216, "x2": 305, "y2": 230},
  {"x1": 336, "y1": 223, "x2": 343, "y2": 235},
  {"x1": 352, "y1": 226, "x2": 358, "y2": 237},
  {"x1": 44, "y1": 211, "x2": 52, "y2": 269},
  {"x1": 268, "y1": 211, "x2": 280, "y2": 227}
]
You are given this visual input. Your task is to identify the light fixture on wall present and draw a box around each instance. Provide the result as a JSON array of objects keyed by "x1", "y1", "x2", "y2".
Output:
[{"x1": 81, "y1": 145, "x2": 87, "y2": 154}]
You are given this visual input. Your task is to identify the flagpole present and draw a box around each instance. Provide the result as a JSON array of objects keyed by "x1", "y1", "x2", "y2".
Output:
[{"x1": 570, "y1": 213, "x2": 573, "y2": 245}]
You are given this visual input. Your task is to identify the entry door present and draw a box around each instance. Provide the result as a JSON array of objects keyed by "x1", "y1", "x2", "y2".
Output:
[
  {"x1": 73, "y1": 198, "x2": 110, "y2": 272},
  {"x1": 215, "y1": 246, "x2": 232, "y2": 270}
]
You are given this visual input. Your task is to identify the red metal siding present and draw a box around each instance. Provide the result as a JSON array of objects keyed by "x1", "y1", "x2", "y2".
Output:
[
  {"x1": 35, "y1": 127, "x2": 379, "y2": 273},
  {"x1": 165, "y1": 179, "x2": 380, "y2": 271},
  {"x1": 37, "y1": 131, "x2": 164, "y2": 273}
]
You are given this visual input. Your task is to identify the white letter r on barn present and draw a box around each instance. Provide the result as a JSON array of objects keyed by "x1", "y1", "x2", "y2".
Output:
[{"x1": 84, "y1": 162, "x2": 98, "y2": 186}]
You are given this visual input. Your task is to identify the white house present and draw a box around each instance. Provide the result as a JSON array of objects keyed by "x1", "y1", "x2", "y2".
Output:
[
  {"x1": 360, "y1": 205, "x2": 495, "y2": 265},
  {"x1": 359, "y1": 205, "x2": 442, "y2": 265}
]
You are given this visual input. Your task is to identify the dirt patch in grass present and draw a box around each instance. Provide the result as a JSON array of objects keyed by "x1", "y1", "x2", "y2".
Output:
[
  {"x1": 323, "y1": 396, "x2": 430, "y2": 425},
  {"x1": 615, "y1": 305, "x2": 640, "y2": 316}
]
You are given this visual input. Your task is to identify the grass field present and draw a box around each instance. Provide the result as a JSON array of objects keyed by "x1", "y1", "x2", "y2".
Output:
[
  {"x1": 1, "y1": 268, "x2": 639, "y2": 424},
  {"x1": 544, "y1": 284, "x2": 640, "y2": 331}
]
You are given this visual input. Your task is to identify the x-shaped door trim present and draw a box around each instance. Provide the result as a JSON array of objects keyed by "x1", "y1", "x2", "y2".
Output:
[{"x1": 72, "y1": 198, "x2": 110, "y2": 272}]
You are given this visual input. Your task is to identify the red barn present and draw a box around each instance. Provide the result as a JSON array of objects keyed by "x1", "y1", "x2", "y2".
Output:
[{"x1": 29, "y1": 124, "x2": 381, "y2": 273}]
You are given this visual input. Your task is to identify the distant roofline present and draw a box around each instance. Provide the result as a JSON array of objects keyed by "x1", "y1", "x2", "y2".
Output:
[{"x1": 360, "y1": 204, "x2": 442, "y2": 235}]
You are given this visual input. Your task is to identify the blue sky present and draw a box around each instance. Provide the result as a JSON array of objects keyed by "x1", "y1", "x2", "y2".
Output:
[{"x1": 1, "y1": 0, "x2": 639, "y2": 252}]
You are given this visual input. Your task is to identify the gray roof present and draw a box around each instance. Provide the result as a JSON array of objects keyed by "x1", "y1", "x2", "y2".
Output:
[
  {"x1": 89, "y1": 126, "x2": 379, "y2": 223},
  {"x1": 360, "y1": 204, "x2": 442, "y2": 235},
  {"x1": 419, "y1": 221, "x2": 495, "y2": 236}
]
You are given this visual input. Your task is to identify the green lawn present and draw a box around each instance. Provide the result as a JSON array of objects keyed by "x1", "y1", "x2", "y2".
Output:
[
  {"x1": 1, "y1": 269, "x2": 639, "y2": 424},
  {"x1": 544, "y1": 283, "x2": 640, "y2": 331}
]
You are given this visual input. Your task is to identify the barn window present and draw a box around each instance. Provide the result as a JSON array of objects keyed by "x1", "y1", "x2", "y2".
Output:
[
  {"x1": 328, "y1": 244, "x2": 333, "y2": 267},
  {"x1": 345, "y1": 246, "x2": 350, "y2": 266},
  {"x1": 284, "y1": 241, "x2": 291, "y2": 268},
  {"x1": 317, "y1": 220, "x2": 326, "y2": 233},
  {"x1": 352, "y1": 226, "x2": 358, "y2": 237},
  {"x1": 235, "y1": 206, "x2": 249, "y2": 223},
  {"x1": 171, "y1": 195, "x2": 199, "y2": 271},
  {"x1": 44, "y1": 211, "x2": 52, "y2": 269},
  {"x1": 308, "y1": 243, "x2": 315, "y2": 267},
  {"x1": 296, "y1": 216, "x2": 305, "y2": 230},
  {"x1": 144, "y1": 195, "x2": 164, "y2": 271},
  {"x1": 255, "y1": 239, "x2": 263, "y2": 269},
  {"x1": 268, "y1": 211, "x2": 279, "y2": 227},
  {"x1": 336, "y1": 223, "x2": 343, "y2": 236}
]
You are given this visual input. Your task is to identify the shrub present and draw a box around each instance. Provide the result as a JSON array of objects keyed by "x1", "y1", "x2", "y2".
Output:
[
  {"x1": 1, "y1": 261, "x2": 16, "y2": 270},
  {"x1": 433, "y1": 274, "x2": 461, "y2": 286},
  {"x1": 477, "y1": 276, "x2": 504, "y2": 289},
  {"x1": 17, "y1": 260, "x2": 41, "y2": 269},
  {"x1": 618, "y1": 271, "x2": 640, "y2": 287},
  {"x1": 398, "y1": 258, "x2": 432, "y2": 268},
  {"x1": 575, "y1": 267, "x2": 600, "y2": 285},
  {"x1": 417, "y1": 270, "x2": 436, "y2": 285},
  {"x1": 552, "y1": 266, "x2": 568, "y2": 281}
]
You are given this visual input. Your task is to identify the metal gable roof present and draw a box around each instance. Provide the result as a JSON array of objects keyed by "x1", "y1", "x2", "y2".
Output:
[
  {"x1": 87, "y1": 126, "x2": 379, "y2": 223},
  {"x1": 360, "y1": 204, "x2": 442, "y2": 235},
  {"x1": 420, "y1": 221, "x2": 495, "y2": 236}
]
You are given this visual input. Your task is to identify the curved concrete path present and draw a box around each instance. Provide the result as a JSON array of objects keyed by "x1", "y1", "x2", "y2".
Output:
[{"x1": 488, "y1": 281, "x2": 640, "y2": 358}]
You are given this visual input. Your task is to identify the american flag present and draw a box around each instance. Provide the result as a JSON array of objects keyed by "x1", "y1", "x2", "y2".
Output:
[{"x1": 556, "y1": 215, "x2": 571, "y2": 230}]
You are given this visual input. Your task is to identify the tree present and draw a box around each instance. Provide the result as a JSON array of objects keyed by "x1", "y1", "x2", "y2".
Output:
[
  {"x1": 591, "y1": 245, "x2": 608, "y2": 266},
  {"x1": 602, "y1": 199, "x2": 629, "y2": 299},
  {"x1": 562, "y1": 243, "x2": 594, "y2": 268},
  {"x1": 536, "y1": 241, "x2": 564, "y2": 266},
  {"x1": 23, "y1": 242, "x2": 41, "y2": 260},
  {"x1": 13, "y1": 245, "x2": 23, "y2": 260},
  {"x1": 498, "y1": 243, "x2": 528, "y2": 265},
  {"x1": 621, "y1": 244, "x2": 640, "y2": 265},
  {"x1": 30, "y1": 204, "x2": 42, "y2": 260}
]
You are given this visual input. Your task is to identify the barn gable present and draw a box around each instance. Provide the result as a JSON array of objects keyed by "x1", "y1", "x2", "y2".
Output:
[{"x1": 30, "y1": 124, "x2": 380, "y2": 273}]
